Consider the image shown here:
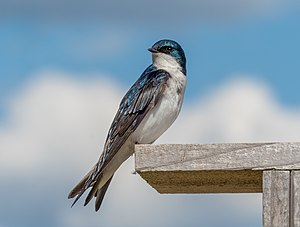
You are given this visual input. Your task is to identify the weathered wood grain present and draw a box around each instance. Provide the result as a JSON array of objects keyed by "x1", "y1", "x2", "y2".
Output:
[
  {"x1": 135, "y1": 143, "x2": 300, "y2": 172},
  {"x1": 135, "y1": 143, "x2": 300, "y2": 193},
  {"x1": 292, "y1": 171, "x2": 300, "y2": 227},
  {"x1": 263, "y1": 171, "x2": 290, "y2": 227}
]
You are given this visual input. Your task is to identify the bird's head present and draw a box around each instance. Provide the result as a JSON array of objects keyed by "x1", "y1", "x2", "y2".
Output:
[{"x1": 148, "y1": 39, "x2": 186, "y2": 74}]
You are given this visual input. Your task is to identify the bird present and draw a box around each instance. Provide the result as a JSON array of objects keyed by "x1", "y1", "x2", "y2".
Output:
[{"x1": 68, "y1": 39, "x2": 187, "y2": 211}]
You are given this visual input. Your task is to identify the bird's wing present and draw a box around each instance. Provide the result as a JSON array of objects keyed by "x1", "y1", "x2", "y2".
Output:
[
  {"x1": 98, "y1": 68, "x2": 170, "y2": 172},
  {"x1": 69, "y1": 68, "x2": 171, "y2": 206}
]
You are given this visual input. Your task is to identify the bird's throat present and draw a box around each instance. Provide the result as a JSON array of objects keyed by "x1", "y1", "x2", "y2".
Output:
[{"x1": 152, "y1": 53, "x2": 182, "y2": 72}]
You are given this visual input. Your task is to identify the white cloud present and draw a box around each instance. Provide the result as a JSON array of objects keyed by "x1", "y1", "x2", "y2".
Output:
[
  {"x1": 1, "y1": 72, "x2": 300, "y2": 226},
  {"x1": 0, "y1": 71, "x2": 123, "y2": 175},
  {"x1": 161, "y1": 76, "x2": 300, "y2": 144}
]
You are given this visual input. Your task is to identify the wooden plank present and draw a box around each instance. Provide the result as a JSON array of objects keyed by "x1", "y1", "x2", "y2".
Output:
[
  {"x1": 263, "y1": 171, "x2": 290, "y2": 227},
  {"x1": 135, "y1": 143, "x2": 300, "y2": 193},
  {"x1": 138, "y1": 170, "x2": 262, "y2": 193},
  {"x1": 291, "y1": 171, "x2": 300, "y2": 227},
  {"x1": 135, "y1": 143, "x2": 300, "y2": 172}
]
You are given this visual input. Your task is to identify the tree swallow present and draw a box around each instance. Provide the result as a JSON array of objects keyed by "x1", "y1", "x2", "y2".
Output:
[{"x1": 68, "y1": 39, "x2": 187, "y2": 211}]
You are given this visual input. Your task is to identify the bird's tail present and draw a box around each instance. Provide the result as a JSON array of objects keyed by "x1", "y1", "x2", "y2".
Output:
[
  {"x1": 68, "y1": 166, "x2": 113, "y2": 211},
  {"x1": 68, "y1": 168, "x2": 93, "y2": 199},
  {"x1": 94, "y1": 177, "x2": 113, "y2": 211}
]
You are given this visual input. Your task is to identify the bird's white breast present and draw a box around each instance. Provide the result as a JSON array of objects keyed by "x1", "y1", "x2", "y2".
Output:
[{"x1": 133, "y1": 61, "x2": 186, "y2": 144}]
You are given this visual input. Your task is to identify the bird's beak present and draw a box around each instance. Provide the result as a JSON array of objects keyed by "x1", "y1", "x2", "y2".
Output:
[{"x1": 148, "y1": 47, "x2": 159, "y2": 53}]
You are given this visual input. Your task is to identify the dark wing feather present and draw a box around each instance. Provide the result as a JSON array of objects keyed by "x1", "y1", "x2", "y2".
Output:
[
  {"x1": 69, "y1": 67, "x2": 170, "y2": 208},
  {"x1": 97, "y1": 69, "x2": 170, "y2": 171}
]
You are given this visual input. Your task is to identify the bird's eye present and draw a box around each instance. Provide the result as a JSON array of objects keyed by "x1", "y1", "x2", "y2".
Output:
[
  {"x1": 159, "y1": 46, "x2": 174, "y2": 53},
  {"x1": 166, "y1": 46, "x2": 172, "y2": 51},
  {"x1": 160, "y1": 46, "x2": 173, "y2": 53}
]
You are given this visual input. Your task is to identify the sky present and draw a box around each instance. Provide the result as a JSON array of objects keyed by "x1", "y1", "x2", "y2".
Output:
[{"x1": 0, "y1": 1, "x2": 300, "y2": 227}]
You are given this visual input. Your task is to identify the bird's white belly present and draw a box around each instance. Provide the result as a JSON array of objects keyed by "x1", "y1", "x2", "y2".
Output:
[
  {"x1": 133, "y1": 79, "x2": 185, "y2": 144},
  {"x1": 100, "y1": 94, "x2": 182, "y2": 186}
]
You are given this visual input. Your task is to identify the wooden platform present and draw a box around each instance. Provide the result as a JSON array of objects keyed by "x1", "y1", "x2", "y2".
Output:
[{"x1": 135, "y1": 143, "x2": 300, "y2": 227}]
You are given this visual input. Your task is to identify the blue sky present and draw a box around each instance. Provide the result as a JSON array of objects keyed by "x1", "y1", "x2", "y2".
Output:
[
  {"x1": 1, "y1": 1, "x2": 300, "y2": 227},
  {"x1": 1, "y1": 2, "x2": 300, "y2": 107}
]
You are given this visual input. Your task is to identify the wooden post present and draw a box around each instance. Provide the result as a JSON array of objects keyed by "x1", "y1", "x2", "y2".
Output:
[
  {"x1": 291, "y1": 171, "x2": 300, "y2": 227},
  {"x1": 263, "y1": 171, "x2": 290, "y2": 227},
  {"x1": 135, "y1": 143, "x2": 300, "y2": 227}
]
